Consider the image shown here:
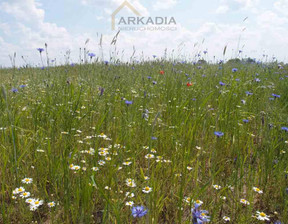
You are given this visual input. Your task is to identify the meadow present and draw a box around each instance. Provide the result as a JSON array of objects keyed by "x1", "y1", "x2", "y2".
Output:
[{"x1": 0, "y1": 58, "x2": 288, "y2": 223}]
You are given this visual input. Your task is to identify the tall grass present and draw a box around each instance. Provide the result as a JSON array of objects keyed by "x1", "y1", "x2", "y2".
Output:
[{"x1": 0, "y1": 60, "x2": 287, "y2": 223}]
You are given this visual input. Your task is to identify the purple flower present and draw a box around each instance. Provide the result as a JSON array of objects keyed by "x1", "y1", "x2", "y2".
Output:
[
  {"x1": 11, "y1": 88, "x2": 18, "y2": 93},
  {"x1": 203, "y1": 50, "x2": 208, "y2": 54},
  {"x1": 192, "y1": 204, "x2": 210, "y2": 224},
  {"x1": 274, "y1": 221, "x2": 282, "y2": 224},
  {"x1": 125, "y1": 100, "x2": 133, "y2": 105},
  {"x1": 131, "y1": 206, "x2": 148, "y2": 218},
  {"x1": 88, "y1": 53, "x2": 96, "y2": 58},
  {"x1": 37, "y1": 48, "x2": 44, "y2": 53},
  {"x1": 19, "y1": 85, "x2": 26, "y2": 88},
  {"x1": 152, "y1": 55, "x2": 157, "y2": 58},
  {"x1": 272, "y1": 93, "x2": 280, "y2": 98},
  {"x1": 219, "y1": 81, "x2": 226, "y2": 86},
  {"x1": 152, "y1": 81, "x2": 157, "y2": 85},
  {"x1": 235, "y1": 78, "x2": 240, "y2": 82},
  {"x1": 254, "y1": 78, "x2": 261, "y2": 82},
  {"x1": 151, "y1": 136, "x2": 157, "y2": 140},
  {"x1": 232, "y1": 68, "x2": 238, "y2": 72},
  {"x1": 245, "y1": 91, "x2": 253, "y2": 96},
  {"x1": 281, "y1": 127, "x2": 288, "y2": 132},
  {"x1": 243, "y1": 119, "x2": 249, "y2": 123},
  {"x1": 214, "y1": 131, "x2": 224, "y2": 137}
]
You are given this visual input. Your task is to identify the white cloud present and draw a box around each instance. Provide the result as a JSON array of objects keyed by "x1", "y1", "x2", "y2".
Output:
[
  {"x1": 274, "y1": 0, "x2": 288, "y2": 16},
  {"x1": 153, "y1": 0, "x2": 178, "y2": 10},
  {"x1": 216, "y1": 5, "x2": 229, "y2": 14}
]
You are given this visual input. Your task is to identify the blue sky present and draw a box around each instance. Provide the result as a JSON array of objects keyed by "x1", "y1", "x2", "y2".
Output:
[{"x1": 0, "y1": 0, "x2": 288, "y2": 67}]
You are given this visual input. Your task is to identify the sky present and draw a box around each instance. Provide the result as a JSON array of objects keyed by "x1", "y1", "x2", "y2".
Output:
[{"x1": 0, "y1": 0, "x2": 288, "y2": 67}]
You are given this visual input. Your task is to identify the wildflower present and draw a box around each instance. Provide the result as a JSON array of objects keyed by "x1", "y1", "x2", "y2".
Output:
[
  {"x1": 21, "y1": 178, "x2": 33, "y2": 184},
  {"x1": 144, "y1": 176, "x2": 150, "y2": 180},
  {"x1": 131, "y1": 206, "x2": 148, "y2": 218},
  {"x1": 37, "y1": 48, "x2": 44, "y2": 53},
  {"x1": 98, "y1": 160, "x2": 106, "y2": 166},
  {"x1": 14, "y1": 187, "x2": 25, "y2": 194},
  {"x1": 25, "y1": 198, "x2": 34, "y2": 204},
  {"x1": 256, "y1": 211, "x2": 270, "y2": 221},
  {"x1": 20, "y1": 192, "x2": 30, "y2": 198},
  {"x1": 11, "y1": 88, "x2": 18, "y2": 93},
  {"x1": 92, "y1": 167, "x2": 99, "y2": 171},
  {"x1": 142, "y1": 186, "x2": 152, "y2": 193},
  {"x1": 223, "y1": 216, "x2": 230, "y2": 222},
  {"x1": 126, "y1": 179, "x2": 136, "y2": 188},
  {"x1": 219, "y1": 81, "x2": 226, "y2": 86},
  {"x1": 246, "y1": 91, "x2": 253, "y2": 96},
  {"x1": 191, "y1": 203, "x2": 210, "y2": 223},
  {"x1": 194, "y1": 200, "x2": 203, "y2": 207},
  {"x1": 187, "y1": 166, "x2": 193, "y2": 171},
  {"x1": 47, "y1": 201, "x2": 55, "y2": 208},
  {"x1": 253, "y1": 187, "x2": 263, "y2": 194},
  {"x1": 145, "y1": 154, "x2": 155, "y2": 159},
  {"x1": 232, "y1": 68, "x2": 238, "y2": 72},
  {"x1": 240, "y1": 198, "x2": 250, "y2": 205},
  {"x1": 126, "y1": 201, "x2": 134, "y2": 206},
  {"x1": 214, "y1": 131, "x2": 224, "y2": 137},
  {"x1": 243, "y1": 119, "x2": 249, "y2": 123},
  {"x1": 213, "y1": 185, "x2": 221, "y2": 190},
  {"x1": 98, "y1": 133, "x2": 107, "y2": 138},
  {"x1": 125, "y1": 192, "x2": 135, "y2": 198},
  {"x1": 125, "y1": 100, "x2": 133, "y2": 105},
  {"x1": 187, "y1": 82, "x2": 193, "y2": 87},
  {"x1": 123, "y1": 161, "x2": 132, "y2": 166},
  {"x1": 184, "y1": 196, "x2": 192, "y2": 204},
  {"x1": 88, "y1": 53, "x2": 96, "y2": 58},
  {"x1": 272, "y1": 93, "x2": 280, "y2": 98},
  {"x1": 281, "y1": 127, "x2": 288, "y2": 132},
  {"x1": 159, "y1": 70, "x2": 164, "y2": 75}
]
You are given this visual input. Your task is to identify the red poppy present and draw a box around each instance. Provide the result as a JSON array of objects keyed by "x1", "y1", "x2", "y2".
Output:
[
  {"x1": 159, "y1": 70, "x2": 164, "y2": 75},
  {"x1": 186, "y1": 82, "x2": 193, "y2": 87}
]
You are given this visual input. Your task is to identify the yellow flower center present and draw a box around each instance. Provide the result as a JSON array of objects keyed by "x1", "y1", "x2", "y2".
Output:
[
  {"x1": 260, "y1": 213, "x2": 266, "y2": 217},
  {"x1": 35, "y1": 201, "x2": 39, "y2": 205},
  {"x1": 145, "y1": 187, "x2": 150, "y2": 191}
]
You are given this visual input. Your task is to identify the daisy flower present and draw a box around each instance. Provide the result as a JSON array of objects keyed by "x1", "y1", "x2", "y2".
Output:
[
  {"x1": 47, "y1": 201, "x2": 55, "y2": 208},
  {"x1": 125, "y1": 201, "x2": 134, "y2": 207},
  {"x1": 20, "y1": 192, "x2": 30, "y2": 198},
  {"x1": 142, "y1": 186, "x2": 152, "y2": 193},
  {"x1": 240, "y1": 199, "x2": 250, "y2": 205},
  {"x1": 145, "y1": 154, "x2": 155, "y2": 159},
  {"x1": 223, "y1": 216, "x2": 230, "y2": 222},
  {"x1": 253, "y1": 187, "x2": 263, "y2": 194},
  {"x1": 256, "y1": 211, "x2": 270, "y2": 221},
  {"x1": 213, "y1": 185, "x2": 221, "y2": 190}
]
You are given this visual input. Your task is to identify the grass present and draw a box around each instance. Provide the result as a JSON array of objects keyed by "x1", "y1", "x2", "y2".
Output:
[{"x1": 0, "y1": 60, "x2": 288, "y2": 223}]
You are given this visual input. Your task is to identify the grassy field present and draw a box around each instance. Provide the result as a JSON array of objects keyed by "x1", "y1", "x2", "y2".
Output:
[{"x1": 0, "y1": 60, "x2": 288, "y2": 223}]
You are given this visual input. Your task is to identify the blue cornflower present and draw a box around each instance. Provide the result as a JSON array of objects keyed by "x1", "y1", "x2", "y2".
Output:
[
  {"x1": 104, "y1": 61, "x2": 109, "y2": 65},
  {"x1": 125, "y1": 100, "x2": 133, "y2": 105},
  {"x1": 192, "y1": 204, "x2": 210, "y2": 224},
  {"x1": 272, "y1": 93, "x2": 280, "y2": 98},
  {"x1": 281, "y1": 127, "x2": 288, "y2": 132},
  {"x1": 274, "y1": 221, "x2": 282, "y2": 224},
  {"x1": 19, "y1": 85, "x2": 26, "y2": 88},
  {"x1": 232, "y1": 68, "x2": 238, "y2": 72},
  {"x1": 37, "y1": 48, "x2": 44, "y2": 53},
  {"x1": 11, "y1": 88, "x2": 18, "y2": 93},
  {"x1": 203, "y1": 50, "x2": 208, "y2": 54},
  {"x1": 152, "y1": 55, "x2": 157, "y2": 58},
  {"x1": 214, "y1": 131, "x2": 224, "y2": 137},
  {"x1": 245, "y1": 91, "x2": 253, "y2": 96},
  {"x1": 152, "y1": 81, "x2": 157, "y2": 85},
  {"x1": 219, "y1": 81, "x2": 226, "y2": 86},
  {"x1": 235, "y1": 78, "x2": 240, "y2": 81},
  {"x1": 131, "y1": 206, "x2": 148, "y2": 218},
  {"x1": 88, "y1": 53, "x2": 96, "y2": 58},
  {"x1": 243, "y1": 119, "x2": 249, "y2": 123},
  {"x1": 151, "y1": 136, "x2": 157, "y2": 140},
  {"x1": 255, "y1": 78, "x2": 261, "y2": 82},
  {"x1": 147, "y1": 76, "x2": 152, "y2": 79}
]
